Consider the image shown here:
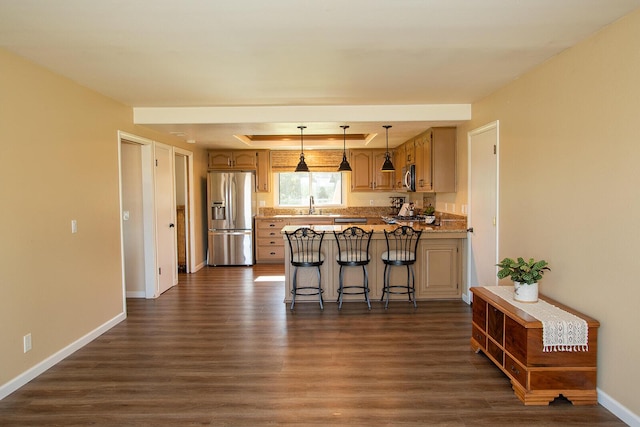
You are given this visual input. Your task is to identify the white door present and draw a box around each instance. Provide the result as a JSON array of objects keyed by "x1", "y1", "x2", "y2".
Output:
[
  {"x1": 155, "y1": 142, "x2": 177, "y2": 295},
  {"x1": 467, "y1": 121, "x2": 499, "y2": 299}
]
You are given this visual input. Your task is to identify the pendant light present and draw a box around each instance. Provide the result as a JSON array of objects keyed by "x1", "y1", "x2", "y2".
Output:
[
  {"x1": 295, "y1": 125, "x2": 309, "y2": 172},
  {"x1": 381, "y1": 125, "x2": 395, "y2": 172},
  {"x1": 337, "y1": 125, "x2": 352, "y2": 172}
]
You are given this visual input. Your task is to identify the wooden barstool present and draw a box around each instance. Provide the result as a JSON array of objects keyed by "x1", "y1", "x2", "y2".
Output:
[
  {"x1": 333, "y1": 226, "x2": 374, "y2": 310},
  {"x1": 380, "y1": 226, "x2": 422, "y2": 309},
  {"x1": 285, "y1": 227, "x2": 326, "y2": 310}
]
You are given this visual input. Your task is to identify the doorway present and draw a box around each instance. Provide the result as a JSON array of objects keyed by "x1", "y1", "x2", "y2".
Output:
[
  {"x1": 466, "y1": 121, "x2": 499, "y2": 302},
  {"x1": 118, "y1": 132, "x2": 195, "y2": 299},
  {"x1": 119, "y1": 132, "x2": 156, "y2": 299},
  {"x1": 174, "y1": 148, "x2": 195, "y2": 273}
]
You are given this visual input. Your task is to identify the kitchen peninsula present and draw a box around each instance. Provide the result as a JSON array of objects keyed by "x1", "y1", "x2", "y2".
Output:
[{"x1": 276, "y1": 218, "x2": 467, "y2": 303}]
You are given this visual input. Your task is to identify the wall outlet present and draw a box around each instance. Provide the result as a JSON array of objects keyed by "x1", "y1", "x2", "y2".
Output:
[
  {"x1": 444, "y1": 203, "x2": 448, "y2": 212},
  {"x1": 23, "y1": 333, "x2": 32, "y2": 353},
  {"x1": 370, "y1": 200, "x2": 374, "y2": 206},
  {"x1": 259, "y1": 200, "x2": 266, "y2": 207},
  {"x1": 451, "y1": 203, "x2": 456, "y2": 213}
]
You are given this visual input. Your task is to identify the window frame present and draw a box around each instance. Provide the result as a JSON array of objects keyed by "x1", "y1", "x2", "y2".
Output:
[{"x1": 275, "y1": 171, "x2": 346, "y2": 208}]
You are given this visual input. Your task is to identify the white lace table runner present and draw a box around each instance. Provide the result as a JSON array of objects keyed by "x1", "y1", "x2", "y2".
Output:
[{"x1": 484, "y1": 286, "x2": 588, "y2": 352}]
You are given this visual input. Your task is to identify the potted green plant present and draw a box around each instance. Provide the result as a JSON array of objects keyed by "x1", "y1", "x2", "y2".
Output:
[
  {"x1": 423, "y1": 204, "x2": 436, "y2": 224},
  {"x1": 496, "y1": 257, "x2": 550, "y2": 302}
]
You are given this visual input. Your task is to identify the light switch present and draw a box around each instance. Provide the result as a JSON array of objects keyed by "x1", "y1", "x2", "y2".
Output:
[{"x1": 71, "y1": 219, "x2": 77, "y2": 234}]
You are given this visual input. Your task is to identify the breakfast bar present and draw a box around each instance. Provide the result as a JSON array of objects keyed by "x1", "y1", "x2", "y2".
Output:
[{"x1": 280, "y1": 221, "x2": 467, "y2": 305}]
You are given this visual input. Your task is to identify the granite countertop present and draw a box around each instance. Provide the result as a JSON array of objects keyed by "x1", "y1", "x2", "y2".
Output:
[{"x1": 280, "y1": 221, "x2": 467, "y2": 236}]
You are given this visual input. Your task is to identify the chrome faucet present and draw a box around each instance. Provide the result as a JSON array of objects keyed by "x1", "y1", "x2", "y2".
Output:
[{"x1": 309, "y1": 195, "x2": 315, "y2": 215}]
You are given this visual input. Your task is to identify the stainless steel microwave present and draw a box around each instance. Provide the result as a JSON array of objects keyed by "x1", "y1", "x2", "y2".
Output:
[{"x1": 403, "y1": 164, "x2": 416, "y2": 192}]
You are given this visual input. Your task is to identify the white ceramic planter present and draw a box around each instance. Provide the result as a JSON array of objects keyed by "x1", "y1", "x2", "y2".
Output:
[{"x1": 513, "y1": 281, "x2": 539, "y2": 303}]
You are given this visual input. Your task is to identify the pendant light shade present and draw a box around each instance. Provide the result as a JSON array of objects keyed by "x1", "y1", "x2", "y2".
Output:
[
  {"x1": 337, "y1": 125, "x2": 352, "y2": 172},
  {"x1": 381, "y1": 125, "x2": 395, "y2": 172},
  {"x1": 295, "y1": 125, "x2": 309, "y2": 172}
]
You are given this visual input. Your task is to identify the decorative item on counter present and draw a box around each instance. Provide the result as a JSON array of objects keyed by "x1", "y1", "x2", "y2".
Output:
[
  {"x1": 496, "y1": 257, "x2": 551, "y2": 303},
  {"x1": 389, "y1": 196, "x2": 405, "y2": 215},
  {"x1": 398, "y1": 202, "x2": 410, "y2": 217},
  {"x1": 424, "y1": 204, "x2": 436, "y2": 224}
]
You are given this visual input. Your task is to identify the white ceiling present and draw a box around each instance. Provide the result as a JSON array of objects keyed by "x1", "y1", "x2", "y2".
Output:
[{"x1": 1, "y1": 0, "x2": 639, "y2": 149}]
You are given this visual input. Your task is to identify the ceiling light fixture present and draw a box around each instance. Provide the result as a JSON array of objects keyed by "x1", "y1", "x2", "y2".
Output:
[
  {"x1": 381, "y1": 125, "x2": 395, "y2": 172},
  {"x1": 337, "y1": 125, "x2": 352, "y2": 172},
  {"x1": 295, "y1": 125, "x2": 309, "y2": 172}
]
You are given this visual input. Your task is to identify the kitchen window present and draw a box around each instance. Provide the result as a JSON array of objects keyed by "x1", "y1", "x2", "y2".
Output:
[{"x1": 277, "y1": 172, "x2": 343, "y2": 207}]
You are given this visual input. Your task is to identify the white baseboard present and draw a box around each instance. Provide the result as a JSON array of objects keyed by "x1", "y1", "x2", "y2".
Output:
[
  {"x1": 126, "y1": 291, "x2": 146, "y2": 298},
  {"x1": 0, "y1": 311, "x2": 127, "y2": 400},
  {"x1": 598, "y1": 388, "x2": 639, "y2": 426},
  {"x1": 462, "y1": 292, "x2": 471, "y2": 305},
  {"x1": 193, "y1": 261, "x2": 206, "y2": 272}
]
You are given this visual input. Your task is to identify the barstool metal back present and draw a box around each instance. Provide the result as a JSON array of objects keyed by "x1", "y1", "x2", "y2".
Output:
[
  {"x1": 285, "y1": 227, "x2": 325, "y2": 310},
  {"x1": 333, "y1": 226, "x2": 374, "y2": 309},
  {"x1": 381, "y1": 226, "x2": 422, "y2": 308}
]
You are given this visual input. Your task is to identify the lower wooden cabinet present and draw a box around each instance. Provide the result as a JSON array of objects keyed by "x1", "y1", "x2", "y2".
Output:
[
  {"x1": 470, "y1": 287, "x2": 600, "y2": 406},
  {"x1": 255, "y1": 217, "x2": 333, "y2": 263},
  {"x1": 417, "y1": 240, "x2": 461, "y2": 299},
  {"x1": 255, "y1": 218, "x2": 287, "y2": 263}
]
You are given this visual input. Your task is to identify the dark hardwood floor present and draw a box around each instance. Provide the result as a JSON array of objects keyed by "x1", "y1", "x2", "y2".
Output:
[{"x1": 0, "y1": 265, "x2": 623, "y2": 426}]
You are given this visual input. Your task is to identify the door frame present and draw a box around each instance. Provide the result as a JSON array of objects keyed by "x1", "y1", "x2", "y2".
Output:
[
  {"x1": 118, "y1": 131, "x2": 157, "y2": 299},
  {"x1": 118, "y1": 132, "x2": 197, "y2": 298},
  {"x1": 174, "y1": 147, "x2": 196, "y2": 273},
  {"x1": 465, "y1": 121, "x2": 500, "y2": 303}
]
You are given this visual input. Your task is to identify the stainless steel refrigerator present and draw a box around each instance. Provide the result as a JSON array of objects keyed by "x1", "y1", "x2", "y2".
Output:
[{"x1": 207, "y1": 171, "x2": 256, "y2": 266}]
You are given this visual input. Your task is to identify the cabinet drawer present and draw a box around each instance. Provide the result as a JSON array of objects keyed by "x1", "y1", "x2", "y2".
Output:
[
  {"x1": 256, "y1": 219, "x2": 287, "y2": 229},
  {"x1": 257, "y1": 238, "x2": 284, "y2": 248},
  {"x1": 257, "y1": 246, "x2": 285, "y2": 260},
  {"x1": 472, "y1": 325, "x2": 486, "y2": 349},
  {"x1": 487, "y1": 304, "x2": 504, "y2": 344},
  {"x1": 505, "y1": 354, "x2": 527, "y2": 388},
  {"x1": 472, "y1": 295, "x2": 487, "y2": 331},
  {"x1": 257, "y1": 228, "x2": 283, "y2": 239}
]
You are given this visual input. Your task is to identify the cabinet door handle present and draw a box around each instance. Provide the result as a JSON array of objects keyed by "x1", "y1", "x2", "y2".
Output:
[{"x1": 510, "y1": 365, "x2": 520, "y2": 375}]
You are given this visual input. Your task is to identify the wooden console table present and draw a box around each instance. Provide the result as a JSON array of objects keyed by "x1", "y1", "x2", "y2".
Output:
[{"x1": 470, "y1": 286, "x2": 600, "y2": 405}]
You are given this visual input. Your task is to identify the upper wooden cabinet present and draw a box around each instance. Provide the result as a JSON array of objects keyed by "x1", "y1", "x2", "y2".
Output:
[
  {"x1": 415, "y1": 127, "x2": 456, "y2": 193},
  {"x1": 255, "y1": 150, "x2": 270, "y2": 192},
  {"x1": 208, "y1": 150, "x2": 257, "y2": 170},
  {"x1": 350, "y1": 149, "x2": 394, "y2": 192}
]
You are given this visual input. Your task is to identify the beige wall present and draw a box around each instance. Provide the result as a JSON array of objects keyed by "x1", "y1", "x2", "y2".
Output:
[
  {"x1": 454, "y1": 10, "x2": 640, "y2": 416},
  {"x1": 0, "y1": 48, "x2": 208, "y2": 388}
]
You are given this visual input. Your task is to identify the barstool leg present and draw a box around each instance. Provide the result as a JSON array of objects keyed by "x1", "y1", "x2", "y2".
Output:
[
  {"x1": 406, "y1": 265, "x2": 412, "y2": 302},
  {"x1": 317, "y1": 266, "x2": 324, "y2": 310},
  {"x1": 290, "y1": 266, "x2": 298, "y2": 311},
  {"x1": 384, "y1": 264, "x2": 392, "y2": 309},
  {"x1": 337, "y1": 265, "x2": 345, "y2": 310},
  {"x1": 380, "y1": 264, "x2": 385, "y2": 303},
  {"x1": 362, "y1": 265, "x2": 371, "y2": 310},
  {"x1": 410, "y1": 265, "x2": 417, "y2": 308}
]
